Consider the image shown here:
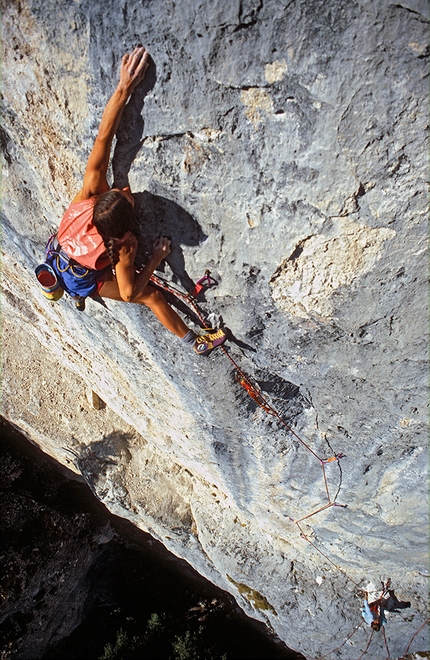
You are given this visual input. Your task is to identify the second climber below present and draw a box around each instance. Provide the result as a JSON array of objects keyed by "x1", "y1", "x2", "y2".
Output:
[{"x1": 53, "y1": 46, "x2": 227, "y2": 356}]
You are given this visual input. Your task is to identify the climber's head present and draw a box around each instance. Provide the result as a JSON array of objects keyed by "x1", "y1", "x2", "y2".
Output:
[
  {"x1": 93, "y1": 188, "x2": 134, "y2": 241},
  {"x1": 371, "y1": 619, "x2": 381, "y2": 631}
]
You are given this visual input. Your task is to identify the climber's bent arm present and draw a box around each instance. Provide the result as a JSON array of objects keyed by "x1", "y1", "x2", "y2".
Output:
[
  {"x1": 73, "y1": 47, "x2": 149, "y2": 203},
  {"x1": 115, "y1": 236, "x2": 171, "y2": 302}
]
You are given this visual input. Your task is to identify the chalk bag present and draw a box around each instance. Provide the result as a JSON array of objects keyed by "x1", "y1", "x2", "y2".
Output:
[{"x1": 35, "y1": 263, "x2": 64, "y2": 301}]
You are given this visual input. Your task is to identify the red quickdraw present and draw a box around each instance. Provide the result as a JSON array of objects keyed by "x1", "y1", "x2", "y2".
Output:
[
  {"x1": 188, "y1": 269, "x2": 216, "y2": 298},
  {"x1": 322, "y1": 453, "x2": 346, "y2": 464},
  {"x1": 235, "y1": 373, "x2": 276, "y2": 415}
]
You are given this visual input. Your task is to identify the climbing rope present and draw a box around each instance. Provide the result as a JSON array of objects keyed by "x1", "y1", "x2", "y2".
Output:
[
  {"x1": 313, "y1": 616, "x2": 428, "y2": 659},
  {"x1": 150, "y1": 275, "x2": 347, "y2": 521},
  {"x1": 357, "y1": 629, "x2": 375, "y2": 659},
  {"x1": 399, "y1": 618, "x2": 430, "y2": 659},
  {"x1": 149, "y1": 271, "x2": 422, "y2": 658},
  {"x1": 150, "y1": 275, "x2": 346, "y2": 502},
  {"x1": 295, "y1": 522, "x2": 361, "y2": 590},
  {"x1": 313, "y1": 620, "x2": 364, "y2": 659},
  {"x1": 382, "y1": 626, "x2": 391, "y2": 660}
]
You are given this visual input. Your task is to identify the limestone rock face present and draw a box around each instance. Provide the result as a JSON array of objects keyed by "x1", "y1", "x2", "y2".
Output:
[{"x1": 2, "y1": 1, "x2": 428, "y2": 657}]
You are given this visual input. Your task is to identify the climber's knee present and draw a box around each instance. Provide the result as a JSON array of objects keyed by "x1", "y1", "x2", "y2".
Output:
[{"x1": 134, "y1": 285, "x2": 165, "y2": 308}]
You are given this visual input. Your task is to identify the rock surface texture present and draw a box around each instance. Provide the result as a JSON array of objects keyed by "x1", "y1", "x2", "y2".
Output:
[{"x1": 2, "y1": 0, "x2": 428, "y2": 658}]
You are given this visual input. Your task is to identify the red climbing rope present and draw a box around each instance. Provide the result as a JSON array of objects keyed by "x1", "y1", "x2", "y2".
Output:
[
  {"x1": 382, "y1": 625, "x2": 391, "y2": 659},
  {"x1": 357, "y1": 629, "x2": 374, "y2": 659},
  {"x1": 149, "y1": 274, "x2": 365, "y2": 590},
  {"x1": 149, "y1": 271, "x2": 347, "y2": 510},
  {"x1": 147, "y1": 271, "x2": 418, "y2": 660},
  {"x1": 295, "y1": 521, "x2": 362, "y2": 590},
  {"x1": 399, "y1": 618, "x2": 430, "y2": 658},
  {"x1": 222, "y1": 343, "x2": 348, "y2": 522},
  {"x1": 313, "y1": 620, "x2": 364, "y2": 659}
]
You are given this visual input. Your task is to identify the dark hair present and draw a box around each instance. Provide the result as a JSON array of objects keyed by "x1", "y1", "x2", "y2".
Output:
[{"x1": 93, "y1": 190, "x2": 133, "y2": 269}]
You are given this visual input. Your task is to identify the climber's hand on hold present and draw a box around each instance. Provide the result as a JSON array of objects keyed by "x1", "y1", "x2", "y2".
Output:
[
  {"x1": 151, "y1": 236, "x2": 171, "y2": 266},
  {"x1": 118, "y1": 46, "x2": 149, "y2": 96},
  {"x1": 73, "y1": 46, "x2": 150, "y2": 202}
]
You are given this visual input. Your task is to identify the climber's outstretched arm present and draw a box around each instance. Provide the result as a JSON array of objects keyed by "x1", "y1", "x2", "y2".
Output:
[{"x1": 73, "y1": 46, "x2": 149, "y2": 203}]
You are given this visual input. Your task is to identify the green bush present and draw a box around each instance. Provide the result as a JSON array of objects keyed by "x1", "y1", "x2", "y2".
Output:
[
  {"x1": 146, "y1": 612, "x2": 165, "y2": 633},
  {"x1": 171, "y1": 629, "x2": 202, "y2": 660},
  {"x1": 98, "y1": 614, "x2": 227, "y2": 660},
  {"x1": 99, "y1": 629, "x2": 128, "y2": 660}
]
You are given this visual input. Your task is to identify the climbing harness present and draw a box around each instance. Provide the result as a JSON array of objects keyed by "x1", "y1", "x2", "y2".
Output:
[{"x1": 35, "y1": 234, "x2": 105, "y2": 306}]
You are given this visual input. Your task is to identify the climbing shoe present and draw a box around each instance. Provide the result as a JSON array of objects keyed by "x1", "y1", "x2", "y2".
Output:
[
  {"x1": 193, "y1": 328, "x2": 227, "y2": 355},
  {"x1": 74, "y1": 296, "x2": 85, "y2": 312}
]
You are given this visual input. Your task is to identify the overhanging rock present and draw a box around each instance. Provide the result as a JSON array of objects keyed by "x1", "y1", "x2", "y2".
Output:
[{"x1": 2, "y1": 0, "x2": 428, "y2": 657}]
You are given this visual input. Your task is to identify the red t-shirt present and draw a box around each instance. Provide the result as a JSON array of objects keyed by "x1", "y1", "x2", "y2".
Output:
[{"x1": 58, "y1": 197, "x2": 132, "y2": 270}]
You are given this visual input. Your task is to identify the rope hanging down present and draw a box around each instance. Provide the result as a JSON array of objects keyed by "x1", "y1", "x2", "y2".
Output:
[
  {"x1": 150, "y1": 273, "x2": 347, "y2": 522},
  {"x1": 146, "y1": 272, "x2": 423, "y2": 659}
]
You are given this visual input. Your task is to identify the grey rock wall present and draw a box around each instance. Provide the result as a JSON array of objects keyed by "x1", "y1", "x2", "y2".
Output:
[{"x1": 2, "y1": 0, "x2": 428, "y2": 657}]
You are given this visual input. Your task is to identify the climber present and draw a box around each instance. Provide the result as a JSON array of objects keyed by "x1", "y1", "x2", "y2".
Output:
[
  {"x1": 361, "y1": 580, "x2": 411, "y2": 630},
  {"x1": 362, "y1": 595, "x2": 387, "y2": 631},
  {"x1": 48, "y1": 46, "x2": 226, "y2": 356}
]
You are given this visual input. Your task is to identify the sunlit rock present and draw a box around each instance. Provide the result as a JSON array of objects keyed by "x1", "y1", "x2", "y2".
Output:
[{"x1": 2, "y1": 0, "x2": 428, "y2": 657}]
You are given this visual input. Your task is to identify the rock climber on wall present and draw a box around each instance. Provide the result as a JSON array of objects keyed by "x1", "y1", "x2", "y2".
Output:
[
  {"x1": 46, "y1": 46, "x2": 226, "y2": 355},
  {"x1": 361, "y1": 580, "x2": 411, "y2": 631}
]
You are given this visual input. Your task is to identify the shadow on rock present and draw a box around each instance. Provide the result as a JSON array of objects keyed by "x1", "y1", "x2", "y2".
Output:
[
  {"x1": 112, "y1": 55, "x2": 157, "y2": 188},
  {"x1": 132, "y1": 191, "x2": 207, "y2": 291},
  {"x1": 65, "y1": 432, "x2": 134, "y2": 497},
  {"x1": 232, "y1": 369, "x2": 309, "y2": 423}
]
